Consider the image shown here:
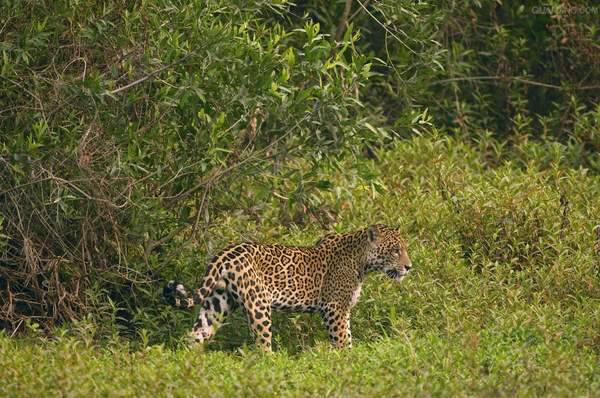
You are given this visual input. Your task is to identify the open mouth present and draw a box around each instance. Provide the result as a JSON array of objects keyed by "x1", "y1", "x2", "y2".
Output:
[
  {"x1": 386, "y1": 269, "x2": 408, "y2": 281},
  {"x1": 386, "y1": 270, "x2": 400, "y2": 279}
]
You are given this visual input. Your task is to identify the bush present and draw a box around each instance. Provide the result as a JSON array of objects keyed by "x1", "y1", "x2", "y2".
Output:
[
  {"x1": 1, "y1": 0, "x2": 598, "y2": 342},
  {"x1": 297, "y1": 0, "x2": 600, "y2": 144},
  {"x1": 0, "y1": 0, "x2": 383, "y2": 331}
]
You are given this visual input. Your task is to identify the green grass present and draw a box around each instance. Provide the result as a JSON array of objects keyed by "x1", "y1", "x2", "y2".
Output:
[
  {"x1": 2, "y1": 135, "x2": 599, "y2": 397},
  {"x1": 1, "y1": 316, "x2": 598, "y2": 397}
]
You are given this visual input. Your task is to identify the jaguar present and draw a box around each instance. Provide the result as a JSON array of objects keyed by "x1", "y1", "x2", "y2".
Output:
[{"x1": 163, "y1": 224, "x2": 412, "y2": 351}]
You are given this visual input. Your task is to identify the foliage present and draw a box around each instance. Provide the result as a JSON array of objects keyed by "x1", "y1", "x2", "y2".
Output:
[
  {"x1": 0, "y1": 3, "x2": 599, "y2": 395},
  {"x1": 0, "y1": 0, "x2": 381, "y2": 329},
  {"x1": 297, "y1": 0, "x2": 600, "y2": 147},
  {"x1": 1, "y1": 133, "x2": 599, "y2": 393},
  {"x1": 2, "y1": 323, "x2": 599, "y2": 397}
]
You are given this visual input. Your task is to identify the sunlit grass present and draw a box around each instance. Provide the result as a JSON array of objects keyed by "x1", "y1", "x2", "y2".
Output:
[{"x1": 3, "y1": 135, "x2": 599, "y2": 396}]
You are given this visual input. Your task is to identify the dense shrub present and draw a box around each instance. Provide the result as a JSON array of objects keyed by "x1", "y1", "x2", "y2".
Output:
[
  {"x1": 0, "y1": 0, "x2": 383, "y2": 330},
  {"x1": 297, "y1": 0, "x2": 600, "y2": 147}
]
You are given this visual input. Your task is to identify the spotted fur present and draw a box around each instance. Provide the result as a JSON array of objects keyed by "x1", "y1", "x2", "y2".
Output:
[{"x1": 163, "y1": 224, "x2": 412, "y2": 351}]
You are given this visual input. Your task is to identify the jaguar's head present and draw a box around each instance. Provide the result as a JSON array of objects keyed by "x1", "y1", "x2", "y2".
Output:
[{"x1": 364, "y1": 224, "x2": 412, "y2": 282}]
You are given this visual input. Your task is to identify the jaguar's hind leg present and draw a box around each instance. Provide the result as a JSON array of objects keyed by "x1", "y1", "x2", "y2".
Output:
[
  {"x1": 189, "y1": 280, "x2": 238, "y2": 344},
  {"x1": 247, "y1": 300, "x2": 272, "y2": 352},
  {"x1": 245, "y1": 301, "x2": 272, "y2": 352},
  {"x1": 239, "y1": 281, "x2": 273, "y2": 352}
]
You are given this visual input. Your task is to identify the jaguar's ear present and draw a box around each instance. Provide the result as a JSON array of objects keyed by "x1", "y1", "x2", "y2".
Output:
[{"x1": 367, "y1": 225, "x2": 380, "y2": 245}]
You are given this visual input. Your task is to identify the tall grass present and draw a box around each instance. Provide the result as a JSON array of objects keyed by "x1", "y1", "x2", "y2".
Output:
[{"x1": 2, "y1": 134, "x2": 598, "y2": 396}]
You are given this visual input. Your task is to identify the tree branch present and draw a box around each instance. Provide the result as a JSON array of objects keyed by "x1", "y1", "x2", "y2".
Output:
[
  {"x1": 432, "y1": 75, "x2": 600, "y2": 90},
  {"x1": 336, "y1": 0, "x2": 353, "y2": 42},
  {"x1": 104, "y1": 53, "x2": 194, "y2": 96}
]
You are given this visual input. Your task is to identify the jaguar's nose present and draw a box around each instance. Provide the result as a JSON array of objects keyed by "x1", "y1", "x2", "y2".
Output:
[{"x1": 405, "y1": 263, "x2": 412, "y2": 271}]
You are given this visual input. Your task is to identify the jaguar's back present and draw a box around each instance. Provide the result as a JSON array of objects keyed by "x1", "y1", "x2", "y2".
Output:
[{"x1": 250, "y1": 244, "x2": 326, "y2": 308}]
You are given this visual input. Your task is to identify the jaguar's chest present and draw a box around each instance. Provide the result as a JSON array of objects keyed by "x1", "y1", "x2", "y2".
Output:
[{"x1": 350, "y1": 284, "x2": 362, "y2": 308}]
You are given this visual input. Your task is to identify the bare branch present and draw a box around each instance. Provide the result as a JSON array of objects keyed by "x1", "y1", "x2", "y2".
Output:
[
  {"x1": 355, "y1": 0, "x2": 417, "y2": 55},
  {"x1": 336, "y1": 0, "x2": 353, "y2": 42},
  {"x1": 104, "y1": 53, "x2": 193, "y2": 96},
  {"x1": 431, "y1": 75, "x2": 600, "y2": 91}
]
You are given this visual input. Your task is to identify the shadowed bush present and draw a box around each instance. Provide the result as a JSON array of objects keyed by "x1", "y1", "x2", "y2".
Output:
[{"x1": 0, "y1": 0, "x2": 383, "y2": 331}]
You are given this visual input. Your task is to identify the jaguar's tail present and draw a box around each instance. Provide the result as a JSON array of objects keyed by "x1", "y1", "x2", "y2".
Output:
[
  {"x1": 163, "y1": 280, "x2": 196, "y2": 309},
  {"x1": 163, "y1": 261, "x2": 222, "y2": 309}
]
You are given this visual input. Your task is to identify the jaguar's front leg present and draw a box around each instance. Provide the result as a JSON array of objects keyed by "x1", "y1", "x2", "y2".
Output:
[{"x1": 322, "y1": 305, "x2": 352, "y2": 348}]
